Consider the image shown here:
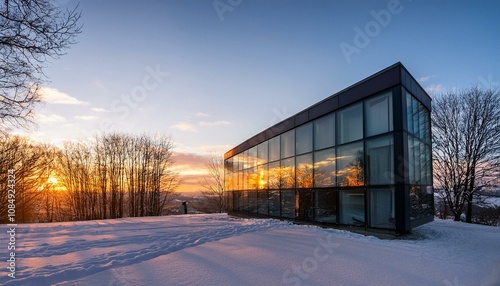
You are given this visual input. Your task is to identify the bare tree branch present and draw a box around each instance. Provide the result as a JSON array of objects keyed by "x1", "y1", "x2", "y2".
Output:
[
  {"x1": 199, "y1": 154, "x2": 226, "y2": 213},
  {"x1": 433, "y1": 87, "x2": 500, "y2": 222},
  {"x1": 0, "y1": 0, "x2": 81, "y2": 130}
]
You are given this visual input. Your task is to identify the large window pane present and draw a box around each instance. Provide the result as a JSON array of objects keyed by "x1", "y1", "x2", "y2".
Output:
[
  {"x1": 268, "y1": 161, "x2": 280, "y2": 189},
  {"x1": 337, "y1": 103, "x2": 363, "y2": 144},
  {"x1": 408, "y1": 137, "x2": 428, "y2": 185},
  {"x1": 232, "y1": 191, "x2": 241, "y2": 211},
  {"x1": 239, "y1": 191, "x2": 248, "y2": 211},
  {"x1": 339, "y1": 189, "x2": 365, "y2": 225},
  {"x1": 365, "y1": 92, "x2": 393, "y2": 137},
  {"x1": 281, "y1": 130, "x2": 295, "y2": 158},
  {"x1": 248, "y1": 166, "x2": 258, "y2": 190},
  {"x1": 412, "y1": 97, "x2": 419, "y2": 137},
  {"x1": 337, "y1": 142, "x2": 364, "y2": 187},
  {"x1": 406, "y1": 90, "x2": 413, "y2": 134},
  {"x1": 410, "y1": 186, "x2": 433, "y2": 220},
  {"x1": 242, "y1": 150, "x2": 249, "y2": 170},
  {"x1": 296, "y1": 123, "x2": 313, "y2": 155},
  {"x1": 296, "y1": 154, "x2": 313, "y2": 188},
  {"x1": 281, "y1": 189, "x2": 296, "y2": 218},
  {"x1": 297, "y1": 189, "x2": 314, "y2": 221},
  {"x1": 269, "y1": 136, "x2": 280, "y2": 162},
  {"x1": 423, "y1": 109, "x2": 431, "y2": 144},
  {"x1": 408, "y1": 137, "x2": 415, "y2": 184},
  {"x1": 268, "y1": 190, "x2": 280, "y2": 216},
  {"x1": 224, "y1": 158, "x2": 233, "y2": 191},
  {"x1": 233, "y1": 172, "x2": 239, "y2": 191},
  {"x1": 235, "y1": 153, "x2": 242, "y2": 171},
  {"x1": 418, "y1": 102, "x2": 425, "y2": 141},
  {"x1": 238, "y1": 171, "x2": 243, "y2": 191},
  {"x1": 314, "y1": 113, "x2": 335, "y2": 150},
  {"x1": 315, "y1": 190, "x2": 337, "y2": 223},
  {"x1": 416, "y1": 140, "x2": 425, "y2": 184},
  {"x1": 258, "y1": 164, "x2": 268, "y2": 190},
  {"x1": 248, "y1": 191, "x2": 258, "y2": 213},
  {"x1": 248, "y1": 146, "x2": 258, "y2": 168},
  {"x1": 425, "y1": 144, "x2": 432, "y2": 185},
  {"x1": 407, "y1": 139, "x2": 432, "y2": 186},
  {"x1": 258, "y1": 190, "x2": 268, "y2": 215},
  {"x1": 243, "y1": 169, "x2": 250, "y2": 190},
  {"x1": 314, "y1": 148, "x2": 336, "y2": 187},
  {"x1": 281, "y1": 158, "x2": 295, "y2": 189},
  {"x1": 257, "y1": 141, "x2": 269, "y2": 165},
  {"x1": 366, "y1": 136, "x2": 394, "y2": 185},
  {"x1": 369, "y1": 188, "x2": 395, "y2": 229}
]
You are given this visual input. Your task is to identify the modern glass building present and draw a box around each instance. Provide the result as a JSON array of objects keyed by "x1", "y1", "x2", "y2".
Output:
[{"x1": 224, "y1": 62, "x2": 433, "y2": 233}]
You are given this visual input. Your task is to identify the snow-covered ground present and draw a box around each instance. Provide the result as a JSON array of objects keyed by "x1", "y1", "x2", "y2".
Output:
[
  {"x1": 481, "y1": 196, "x2": 500, "y2": 208},
  {"x1": 1, "y1": 214, "x2": 499, "y2": 286}
]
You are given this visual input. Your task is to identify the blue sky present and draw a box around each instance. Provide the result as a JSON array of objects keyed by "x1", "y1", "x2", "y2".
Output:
[{"x1": 20, "y1": 0, "x2": 500, "y2": 191}]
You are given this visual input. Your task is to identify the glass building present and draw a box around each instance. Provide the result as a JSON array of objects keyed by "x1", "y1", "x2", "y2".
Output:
[{"x1": 224, "y1": 62, "x2": 433, "y2": 233}]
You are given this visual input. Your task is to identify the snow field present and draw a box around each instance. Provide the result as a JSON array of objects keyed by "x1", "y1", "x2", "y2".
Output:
[{"x1": 1, "y1": 214, "x2": 499, "y2": 285}]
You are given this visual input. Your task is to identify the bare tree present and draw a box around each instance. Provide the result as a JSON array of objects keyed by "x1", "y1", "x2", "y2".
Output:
[
  {"x1": 59, "y1": 141, "x2": 97, "y2": 221},
  {"x1": 0, "y1": 135, "x2": 55, "y2": 223},
  {"x1": 200, "y1": 154, "x2": 225, "y2": 213},
  {"x1": 58, "y1": 133, "x2": 180, "y2": 220},
  {"x1": 432, "y1": 87, "x2": 500, "y2": 222},
  {"x1": 0, "y1": 0, "x2": 81, "y2": 130}
]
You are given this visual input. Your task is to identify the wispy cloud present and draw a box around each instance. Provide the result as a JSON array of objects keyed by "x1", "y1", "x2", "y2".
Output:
[
  {"x1": 418, "y1": 76, "x2": 433, "y2": 82},
  {"x1": 425, "y1": 84, "x2": 445, "y2": 95},
  {"x1": 199, "y1": 120, "x2": 231, "y2": 127},
  {"x1": 196, "y1": 145, "x2": 234, "y2": 154},
  {"x1": 75, "y1": 115, "x2": 99, "y2": 121},
  {"x1": 171, "y1": 122, "x2": 198, "y2": 132},
  {"x1": 195, "y1": 112, "x2": 210, "y2": 118},
  {"x1": 91, "y1": 107, "x2": 108, "y2": 112},
  {"x1": 39, "y1": 87, "x2": 88, "y2": 105},
  {"x1": 35, "y1": 113, "x2": 66, "y2": 123}
]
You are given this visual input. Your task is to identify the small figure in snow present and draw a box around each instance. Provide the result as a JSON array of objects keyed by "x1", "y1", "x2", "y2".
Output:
[{"x1": 182, "y1": 201, "x2": 188, "y2": 214}]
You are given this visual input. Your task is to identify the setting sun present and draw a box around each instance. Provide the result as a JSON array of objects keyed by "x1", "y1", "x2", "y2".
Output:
[{"x1": 48, "y1": 177, "x2": 58, "y2": 185}]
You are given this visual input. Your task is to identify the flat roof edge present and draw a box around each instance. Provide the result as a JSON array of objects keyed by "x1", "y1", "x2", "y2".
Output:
[{"x1": 224, "y1": 62, "x2": 430, "y2": 159}]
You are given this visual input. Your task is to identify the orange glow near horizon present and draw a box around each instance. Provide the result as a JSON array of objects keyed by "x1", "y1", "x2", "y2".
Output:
[{"x1": 48, "y1": 177, "x2": 58, "y2": 185}]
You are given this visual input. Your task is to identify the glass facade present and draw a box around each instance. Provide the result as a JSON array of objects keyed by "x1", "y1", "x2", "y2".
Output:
[
  {"x1": 224, "y1": 63, "x2": 433, "y2": 232},
  {"x1": 405, "y1": 89, "x2": 433, "y2": 223}
]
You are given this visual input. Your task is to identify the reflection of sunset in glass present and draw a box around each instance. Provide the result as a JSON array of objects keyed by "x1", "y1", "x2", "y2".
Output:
[{"x1": 48, "y1": 177, "x2": 58, "y2": 185}]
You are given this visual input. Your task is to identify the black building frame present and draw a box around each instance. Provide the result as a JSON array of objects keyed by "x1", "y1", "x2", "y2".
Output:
[{"x1": 224, "y1": 62, "x2": 433, "y2": 233}]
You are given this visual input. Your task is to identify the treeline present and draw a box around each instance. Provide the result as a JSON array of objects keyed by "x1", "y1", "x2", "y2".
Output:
[
  {"x1": 0, "y1": 133, "x2": 179, "y2": 223},
  {"x1": 0, "y1": 136, "x2": 57, "y2": 223}
]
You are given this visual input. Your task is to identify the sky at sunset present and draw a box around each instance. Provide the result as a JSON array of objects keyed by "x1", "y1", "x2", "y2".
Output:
[{"x1": 16, "y1": 0, "x2": 500, "y2": 192}]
